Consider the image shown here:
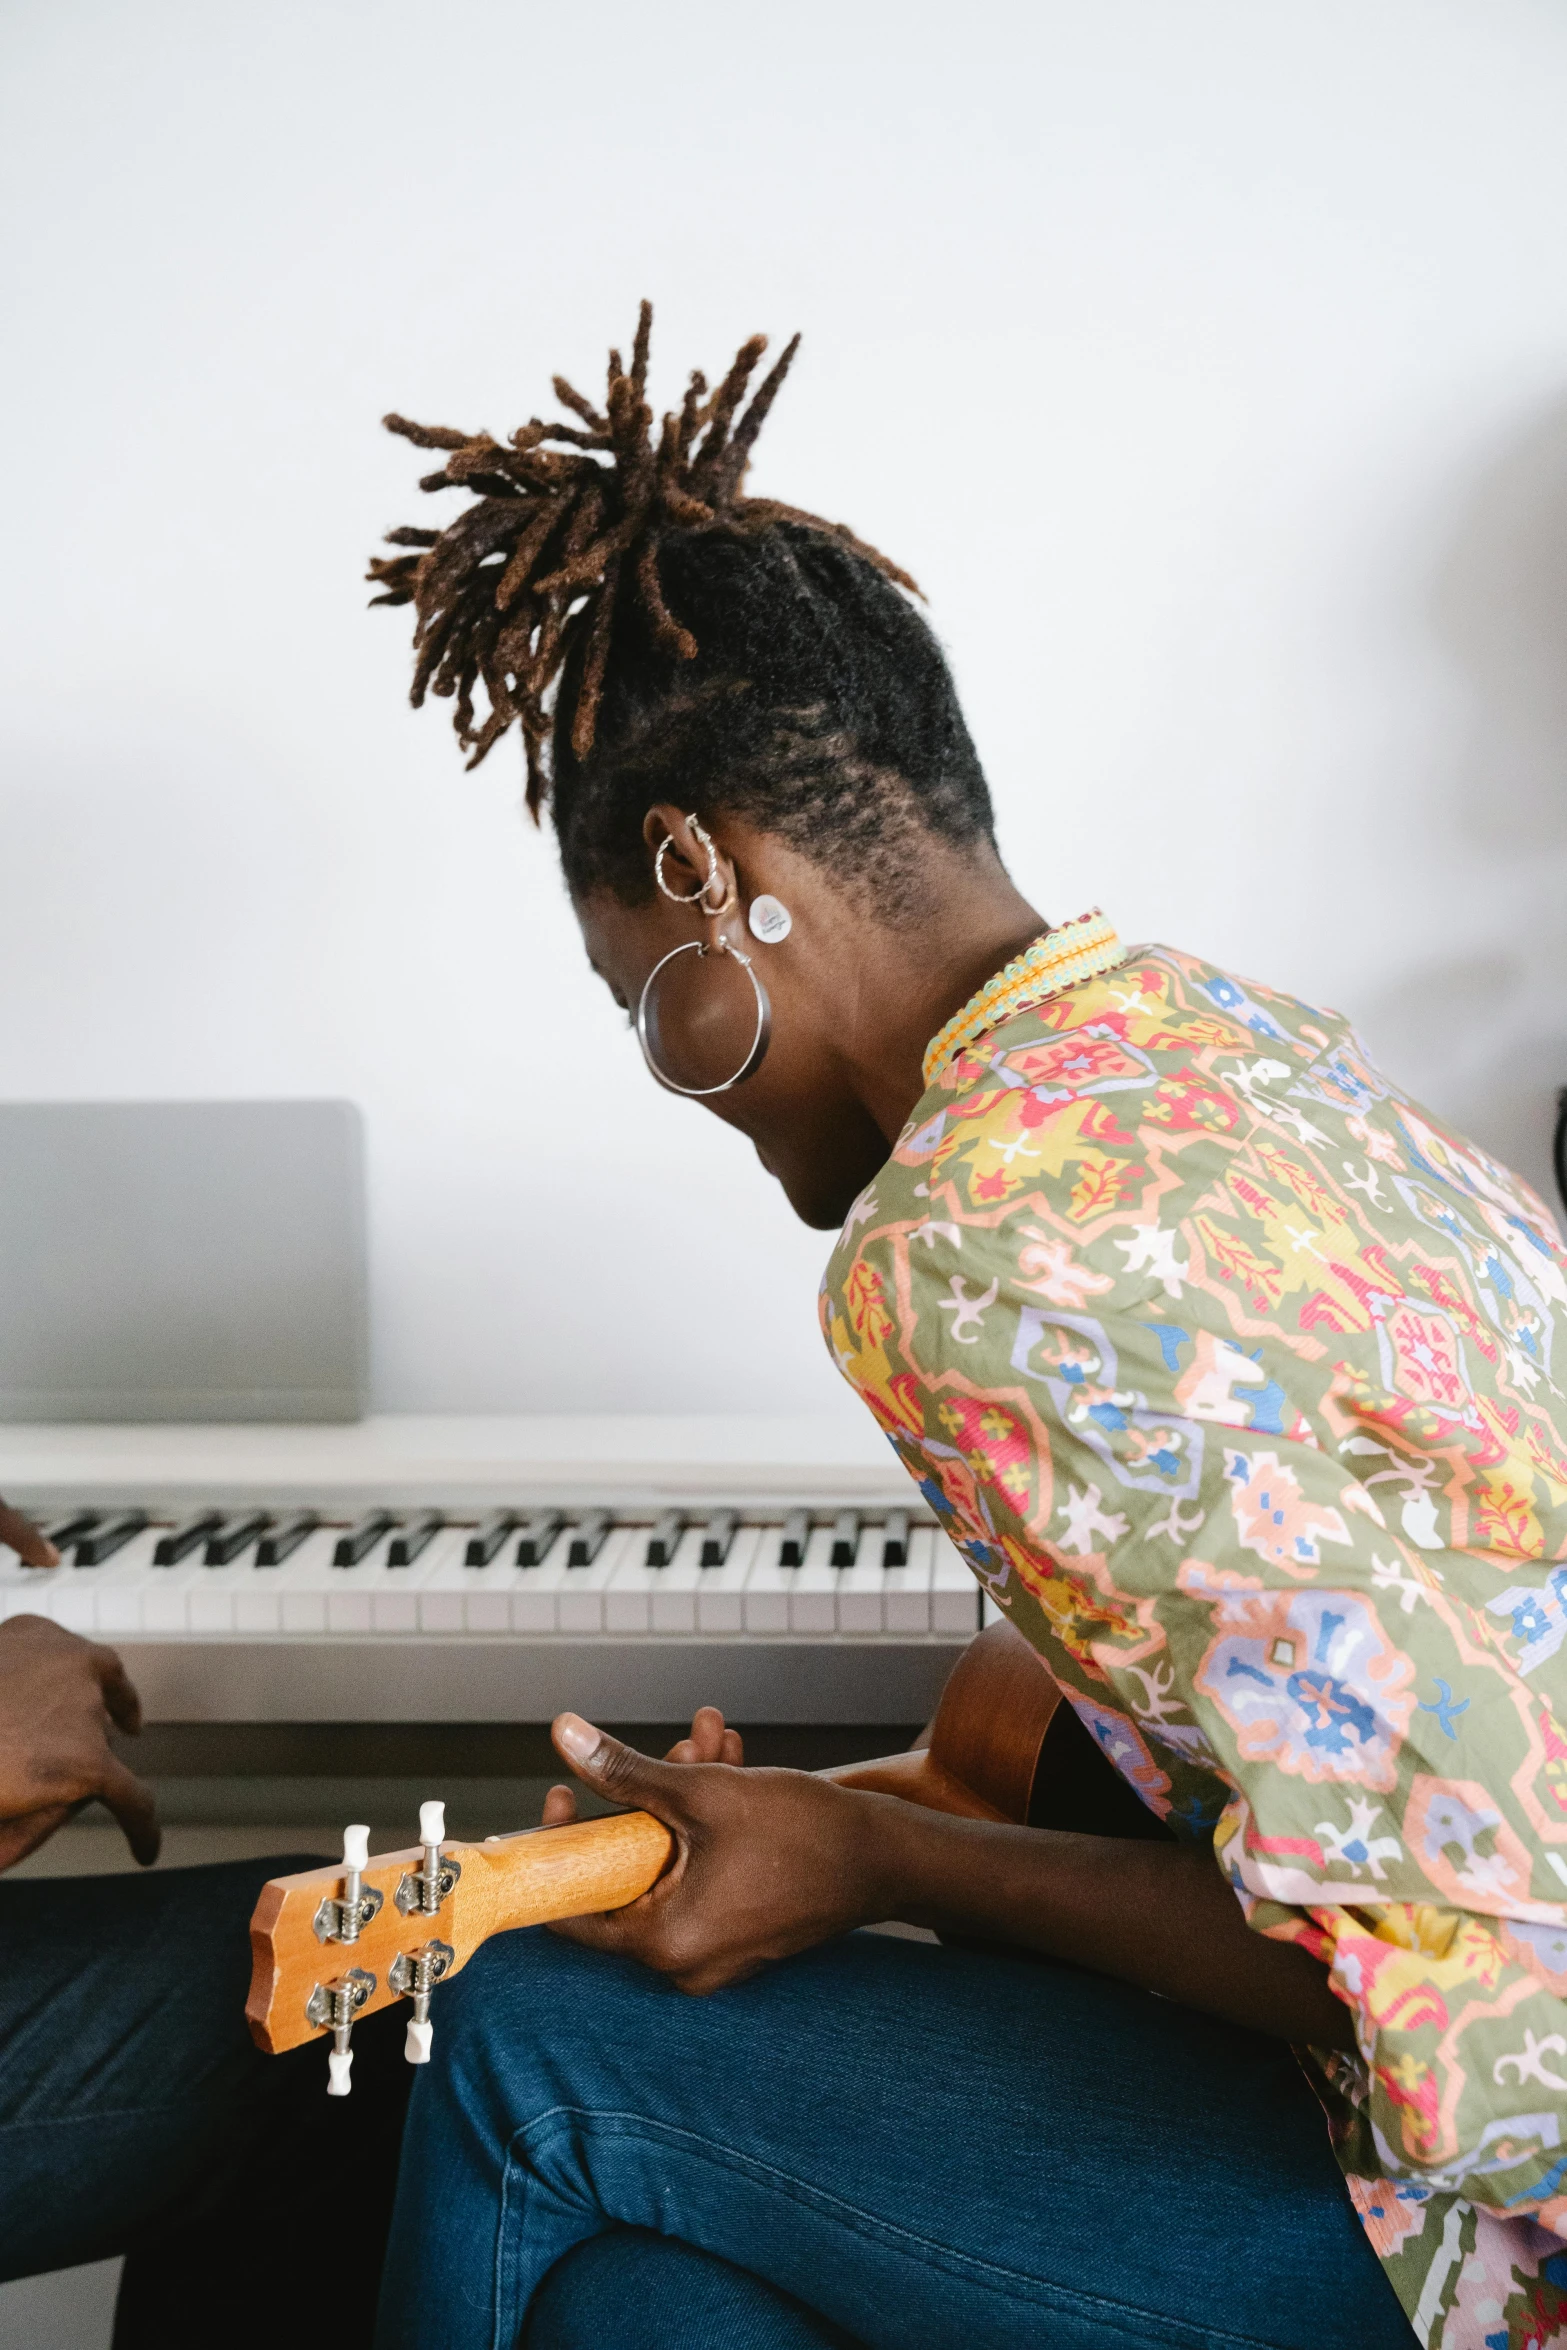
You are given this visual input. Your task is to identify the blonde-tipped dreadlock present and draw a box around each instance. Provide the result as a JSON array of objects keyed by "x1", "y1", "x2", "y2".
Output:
[{"x1": 368, "y1": 302, "x2": 918, "y2": 819}]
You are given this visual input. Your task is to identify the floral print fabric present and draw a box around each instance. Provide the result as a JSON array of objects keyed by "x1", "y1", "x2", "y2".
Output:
[{"x1": 821, "y1": 938, "x2": 1567, "y2": 2349}]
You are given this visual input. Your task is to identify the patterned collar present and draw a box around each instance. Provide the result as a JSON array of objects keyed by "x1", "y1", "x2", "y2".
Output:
[{"x1": 920, "y1": 911, "x2": 1126, "y2": 1088}]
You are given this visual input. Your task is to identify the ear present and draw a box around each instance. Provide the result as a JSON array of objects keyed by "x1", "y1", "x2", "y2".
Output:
[
  {"x1": 643, "y1": 804, "x2": 702, "y2": 893},
  {"x1": 642, "y1": 805, "x2": 740, "y2": 935}
]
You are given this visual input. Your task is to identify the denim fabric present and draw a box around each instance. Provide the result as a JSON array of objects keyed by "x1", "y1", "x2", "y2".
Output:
[
  {"x1": 0, "y1": 1855, "x2": 410, "y2": 2349},
  {"x1": 378, "y1": 1925, "x2": 1415, "y2": 2350},
  {"x1": 526, "y1": 2228, "x2": 864, "y2": 2349}
]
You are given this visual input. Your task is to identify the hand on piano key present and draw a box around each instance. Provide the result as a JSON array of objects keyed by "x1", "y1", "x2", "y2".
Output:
[
  {"x1": 0, "y1": 1497, "x2": 61, "y2": 1573},
  {"x1": 0, "y1": 1614, "x2": 160, "y2": 1871}
]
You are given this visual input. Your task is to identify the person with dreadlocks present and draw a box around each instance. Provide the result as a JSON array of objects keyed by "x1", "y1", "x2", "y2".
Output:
[{"x1": 371, "y1": 309, "x2": 1567, "y2": 2350}]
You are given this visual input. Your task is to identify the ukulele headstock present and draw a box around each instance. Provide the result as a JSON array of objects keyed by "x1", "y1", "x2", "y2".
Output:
[
  {"x1": 247, "y1": 1801, "x2": 673, "y2": 2088},
  {"x1": 247, "y1": 1801, "x2": 479, "y2": 2085}
]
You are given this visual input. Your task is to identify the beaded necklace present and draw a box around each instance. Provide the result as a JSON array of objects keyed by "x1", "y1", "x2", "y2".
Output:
[{"x1": 920, "y1": 911, "x2": 1125, "y2": 1088}]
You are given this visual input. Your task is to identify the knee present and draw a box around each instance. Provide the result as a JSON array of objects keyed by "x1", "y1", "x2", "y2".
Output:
[
  {"x1": 524, "y1": 2230, "x2": 858, "y2": 2350},
  {"x1": 424, "y1": 1930, "x2": 666, "y2": 2110}
]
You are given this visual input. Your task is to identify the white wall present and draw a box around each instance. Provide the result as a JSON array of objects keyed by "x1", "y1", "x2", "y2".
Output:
[{"x1": 2, "y1": 0, "x2": 1565, "y2": 1417}]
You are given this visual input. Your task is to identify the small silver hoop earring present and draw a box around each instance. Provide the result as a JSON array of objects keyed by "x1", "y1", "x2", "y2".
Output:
[
  {"x1": 653, "y1": 830, "x2": 708, "y2": 905},
  {"x1": 636, "y1": 939, "x2": 772, "y2": 1096},
  {"x1": 653, "y1": 815, "x2": 735, "y2": 918}
]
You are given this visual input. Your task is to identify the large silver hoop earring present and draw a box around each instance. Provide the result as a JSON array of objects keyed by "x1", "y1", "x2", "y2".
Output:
[{"x1": 636, "y1": 940, "x2": 772, "y2": 1097}]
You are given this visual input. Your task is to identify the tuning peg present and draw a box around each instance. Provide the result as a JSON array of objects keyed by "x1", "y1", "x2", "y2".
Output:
[
  {"x1": 390, "y1": 1939, "x2": 453, "y2": 2065},
  {"x1": 342, "y1": 1821, "x2": 369, "y2": 1919},
  {"x1": 397, "y1": 1797, "x2": 461, "y2": 1918},
  {"x1": 306, "y1": 1967, "x2": 375, "y2": 2097},
  {"x1": 313, "y1": 1822, "x2": 382, "y2": 1946},
  {"x1": 417, "y1": 1800, "x2": 445, "y2": 1916}
]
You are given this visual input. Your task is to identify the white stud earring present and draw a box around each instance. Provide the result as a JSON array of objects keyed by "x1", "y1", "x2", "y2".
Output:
[{"x1": 748, "y1": 895, "x2": 792, "y2": 945}]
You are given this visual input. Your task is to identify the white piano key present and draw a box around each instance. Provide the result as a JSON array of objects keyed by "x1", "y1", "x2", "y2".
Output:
[
  {"x1": 263, "y1": 1528, "x2": 346, "y2": 1633},
  {"x1": 649, "y1": 1530, "x2": 704, "y2": 1634},
  {"x1": 335, "y1": 1526, "x2": 446, "y2": 1634},
  {"x1": 837, "y1": 1535, "x2": 889, "y2": 1635},
  {"x1": 272, "y1": 1519, "x2": 450, "y2": 1635},
  {"x1": 882, "y1": 1527, "x2": 935, "y2": 1633},
  {"x1": 116, "y1": 1535, "x2": 206, "y2": 1632},
  {"x1": 0, "y1": 1560, "x2": 56, "y2": 1622},
  {"x1": 187, "y1": 1560, "x2": 250, "y2": 1632},
  {"x1": 694, "y1": 1524, "x2": 762, "y2": 1634},
  {"x1": 931, "y1": 1530, "x2": 981, "y2": 1633},
  {"x1": 48, "y1": 1577, "x2": 97, "y2": 1634},
  {"x1": 17, "y1": 1537, "x2": 120, "y2": 1632},
  {"x1": 369, "y1": 1529, "x2": 451, "y2": 1632},
  {"x1": 464, "y1": 1587, "x2": 511, "y2": 1633},
  {"x1": 414, "y1": 1527, "x2": 489, "y2": 1633},
  {"x1": 743, "y1": 1527, "x2": 796, "y2": 1635},
  {"x1": 603, "y1": 1536, "x2": 664, "y2": 1635},
  {"x1": 556, "y1": 1527, "x2": 633, "y2": 1635},
  {"x1": 788, "y1": 1528, "x2": 840, "y2": 1634},
  {"x1": 235, "y1": 1563, "x2": 289, "y2": 1633},
  {"x1": 327, "y1": 1585, "x2": 374, "y2": 1634},
  {"x1": 508, "y1": 1535, "x2": 571, "y2": 1633}
]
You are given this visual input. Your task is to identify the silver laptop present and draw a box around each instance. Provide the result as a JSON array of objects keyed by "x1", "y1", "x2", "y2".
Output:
[{"x1": 0, "y1": 1100, "x2": 368, "y2": 1422}]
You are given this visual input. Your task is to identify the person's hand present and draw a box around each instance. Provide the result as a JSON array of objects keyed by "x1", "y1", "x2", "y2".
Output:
[
  {"x1": 539, "y1": 1702, "x2": 746, "y2": 1831},
  {"x1": 0, "y1": 1616, "x2": 160, "y2": 1871},
  {"x1": 541, "y1": 1705, "x2": 894, "y2": 1993},
  {"x1": 0, "y1": 1498, "x2": 60, "y2": 1571}
]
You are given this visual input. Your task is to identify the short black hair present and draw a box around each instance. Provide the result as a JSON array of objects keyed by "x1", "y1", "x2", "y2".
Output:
[{"x1": 371, "y1": 305, "x2": 994, "y2": 910}]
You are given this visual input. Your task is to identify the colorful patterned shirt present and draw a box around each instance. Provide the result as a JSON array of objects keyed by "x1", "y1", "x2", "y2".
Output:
[{"x1": 821, "y1": 922, "x2": 1567, "y2": 2350}]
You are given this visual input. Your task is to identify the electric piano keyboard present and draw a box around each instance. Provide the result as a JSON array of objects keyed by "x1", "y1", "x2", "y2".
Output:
[{"x1": 0, "y1": 1416, "x2": 985, "y2": 1726}]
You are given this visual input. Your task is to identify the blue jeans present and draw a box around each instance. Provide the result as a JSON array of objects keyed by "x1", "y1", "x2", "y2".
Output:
[
  {"x1": 378, "y1": 1926, "x2": 1414, "y2": 2350},
  {"x1": 0, "y1": 1855, "x2": 409, "y2": 2347}
]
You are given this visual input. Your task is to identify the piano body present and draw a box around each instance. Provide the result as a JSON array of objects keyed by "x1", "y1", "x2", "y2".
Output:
[{"x1": 0, "y1": 1415, "x2": 986, "y2": 1733}]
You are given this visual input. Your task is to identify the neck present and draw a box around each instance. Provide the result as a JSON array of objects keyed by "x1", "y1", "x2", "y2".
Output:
[{"x1": 827, "y1": 844, "x2": 1047, "y2": 1142}]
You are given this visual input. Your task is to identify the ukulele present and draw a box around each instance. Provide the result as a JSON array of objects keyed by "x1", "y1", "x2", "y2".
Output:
[{"x1": 246, "y1": 1619, "x2": 1061, "y2": 2091}]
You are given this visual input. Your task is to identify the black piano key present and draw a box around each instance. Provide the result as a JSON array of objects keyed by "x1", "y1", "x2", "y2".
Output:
[
  {"x1": 465, "y1": 1510, "x2": 519, "y2": 1567},
  {"x1": 154, "y1": 1509, "x2": 221, "y2": 1566},
  {"x1": 779, "y1": 1509, "x2": 810, "y2": 1568},
  {"x1": 881, "y1": 1510, "x2": 910, "y2": 1569},
  {"x1": 334, "y1": 1509, "x2": 394, "y2": 1567},
  {"x1": 567, "y1": 1510, "x2": 612, "y2": 1568},
  {"x1": 256, "y1": 1509, "x2": 319, "y2": 1567},
  {"x1": 74, "y1": 1509, "x2": 147, "y2": 1567},
  {"x1": 829, "y1": 1510, "x2": 861, "y2": 1568},
  {"x1": 515, "y1": 1511, "x2": 563, "y2": 1568},
  {"x1": 389, "y1": 1509, "x2": 443, "y2": 1568},
  {"x1": 699, "y1": 1510, "x2": 737, "y2": 1568},
  {"x1": 206, "y1": 1510, "x2": 272, "y2": 1565},
  {"x1": 646, "y1": 1510, "x2": 684, "y2": 1568},
  {"x1": 46, "y1": 1510, "x2": 100, "y2": 1551}
]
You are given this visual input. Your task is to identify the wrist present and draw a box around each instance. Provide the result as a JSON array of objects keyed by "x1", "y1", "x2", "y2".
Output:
[{"x1": 842, "y1": 1785, "x2": 959, "y2": 1928}]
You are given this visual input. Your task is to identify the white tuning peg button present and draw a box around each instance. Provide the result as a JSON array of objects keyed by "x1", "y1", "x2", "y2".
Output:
[
  {"x1": 343, "y1": 1823, "x2": 370, "y2": 1871},
  {"x1": 405, "y1": 2017, "x2": 434, "y2": 2065},
  {"x1": 327, "y1": 2048, "x2": 354, "y2": 2097},
  {"x1": 419, "y1": 1801, "x2": 446, "y2": 1847}
]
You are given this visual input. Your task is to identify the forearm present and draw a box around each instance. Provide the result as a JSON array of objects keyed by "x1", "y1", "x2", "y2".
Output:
[{"x1": 865, "y1": 1798, "x2": 1356, "y2": 2050}]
